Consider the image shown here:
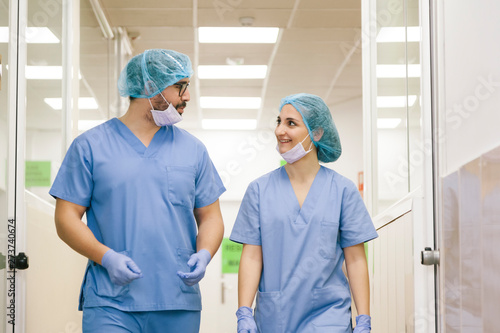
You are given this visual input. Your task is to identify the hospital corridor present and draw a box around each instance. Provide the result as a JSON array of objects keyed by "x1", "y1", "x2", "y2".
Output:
[{"x1": 1, "y1": 0, "x2": 499, "y2": 332}]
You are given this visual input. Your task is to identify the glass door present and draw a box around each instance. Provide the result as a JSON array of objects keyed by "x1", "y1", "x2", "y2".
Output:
[
  {"x1": 371, "y1": 0, "x2": 423, "y2": 215},
  {"x1": 2, "y1": 0, "x2": 29, "y2": 330},
  {"x1": 363, "y1": 0, "x2": 436, "y2": 331},
  {"x1": 23, "y1": 1, "x2": 88, "y2": 332},
  {"x1": 2, "y1": 1, "x2": 86, "y2": 331},
  {"x1": 0, "y1": 0, "x2": 10, "y2": 328}
]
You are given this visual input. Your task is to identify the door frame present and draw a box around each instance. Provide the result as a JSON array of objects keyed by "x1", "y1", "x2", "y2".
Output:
[
  {"x1": 5, "y1": 0, "x2": 82, "y2": 331},
  {"x1": 6, "y1": 0, "x2": 27, "y2": 331},
  {"x1": 361, "y1": 0, "x2": 438, "y2": 331},
  {"x1": 428, "y1": 0, "x2": 445, "y2": 331}
]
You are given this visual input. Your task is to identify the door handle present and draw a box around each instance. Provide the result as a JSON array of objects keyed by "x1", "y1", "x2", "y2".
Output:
[
  {"x1": 221, "y1": 281, "x2": 225, "y2": 304},
  {"x1": 221, "y1": 280, "x2": 234, "y2": 304},
  {"x1": 9, "y1": 252, "x2": 29, "y2": 270},
  {"x1": 421, "y1": 247, "x2": 439, "y2": 266}
]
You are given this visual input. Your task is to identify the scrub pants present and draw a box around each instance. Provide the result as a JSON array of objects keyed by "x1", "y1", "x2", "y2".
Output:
[{"x1": 82, "y1": 307, "x2": 201, "y2": 333}]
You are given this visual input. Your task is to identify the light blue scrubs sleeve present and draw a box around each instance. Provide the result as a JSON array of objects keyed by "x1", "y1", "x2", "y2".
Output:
[
  {"x1": 339, "y1": 180, "x2": 378, "y2": 248},
  {"x1": 230, "y1": 182, "x2": 261, "y2": 246},
  {"x1": 194, "y1": 148, "x2": 226, "y2": 208},
  {"x1": 49, "y1": 139, "x2": 93, "y2": 207}
]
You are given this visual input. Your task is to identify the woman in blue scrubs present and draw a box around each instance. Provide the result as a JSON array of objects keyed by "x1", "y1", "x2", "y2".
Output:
[{"x1": 230, "y1": 93, "x2": 378, "y2": 333}]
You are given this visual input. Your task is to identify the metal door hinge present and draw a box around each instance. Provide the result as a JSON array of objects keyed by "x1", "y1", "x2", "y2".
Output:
[{"x1": 421, "y1": 247, "x2": 439, "y2": 266}]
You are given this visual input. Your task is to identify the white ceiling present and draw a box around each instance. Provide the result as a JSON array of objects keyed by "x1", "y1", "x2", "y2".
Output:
[{"x1": 22, "y1": 0, "x2": 363, "y2": 131}]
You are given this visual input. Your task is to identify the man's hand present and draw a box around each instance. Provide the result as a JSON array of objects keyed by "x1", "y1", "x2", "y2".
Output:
[
  {"x1": 176, "y1": 249, "x2": 211, "y2": 286},
  {"x1": 101, "y1": 249, "x2": 143, "y2": 286}
]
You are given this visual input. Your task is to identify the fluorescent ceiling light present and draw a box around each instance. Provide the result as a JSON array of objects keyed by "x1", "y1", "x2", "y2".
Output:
[
  {"x1": 408, "y1": 95, "x2": 417, "y2": 106},
  {"x1": 198, "y1": 65, "x2": 268, "y2": 79},
  {"x1": 44, "y1": 98, "x2": 63, "y2": 109},
  {"x1": 44, "y1": 97, "x2": 98, "y2": 110},
  {"x1": 198, "y1": 27, "x2": 279, "y2": 43},
  {"x1": 79, "y1": 120, "x2": 106, "y2": 132},
  {"x1": 200, "y1": 97, "x2": 261, "y2": 109},
  {"x1": 377, "y1": 95, "x2": 417, "y2": 108},
  {"x1": 376, "y1": 27, "x2": 420, "y2": 43},
  {"x1": 377, "y1": 118, "x2": 402, "y2": 129},
  {"x1": 0, "y1": 27, "x2": 60, "y2": 43},
  {"x1": 202, "y1": 119, "x2": 257, "y2": 130},
  {"x1": 22, "y1": 66, "x2": 82, "y2": 79},
  {"x1": 26, "y1": 66, "x2": 62, "y2": 79},
  {"x1": 77, "y1": 97, "x2": 99, "y2": 110},
  {"x1": 376, "y1": 64, "x2": 421, "y2": 78}
]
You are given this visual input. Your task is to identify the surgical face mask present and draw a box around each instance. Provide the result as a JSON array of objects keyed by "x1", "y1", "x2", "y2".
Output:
[
  {"x1": 276, "y1": 134, "x2": 314, "y2": 164},
  {"x1": 148, "y1": 93, "x2": 182, "y2": 126}
]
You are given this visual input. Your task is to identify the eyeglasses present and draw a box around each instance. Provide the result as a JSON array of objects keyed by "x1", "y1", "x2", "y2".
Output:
[{"x1": 172, "y1": 82, "x2": 190, "y2": 96}]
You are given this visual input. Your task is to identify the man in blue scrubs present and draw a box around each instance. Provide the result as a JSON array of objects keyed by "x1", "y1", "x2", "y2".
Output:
[{"x1": 50, "y1": 49, "x2": 226, "y2": 332}]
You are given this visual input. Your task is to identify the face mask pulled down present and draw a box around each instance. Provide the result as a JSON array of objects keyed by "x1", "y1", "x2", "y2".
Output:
[
  {"x1": 276, "y1": 134, "x2": 314, "y2": 164},
  {"x1": 148, "y1": 93, "x2": 182, "y2": 126}
]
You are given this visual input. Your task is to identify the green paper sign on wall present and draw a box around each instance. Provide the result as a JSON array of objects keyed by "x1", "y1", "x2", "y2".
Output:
[
  {"x1": 25, "y1": 161, "x2": 51, "y2": 187},
  {"x1": 221, "y1": 238, "x2": 242, "y2": 274}
]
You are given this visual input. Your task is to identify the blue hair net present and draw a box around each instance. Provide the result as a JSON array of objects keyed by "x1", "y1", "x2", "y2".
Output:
[
  {"x1": 279, "y1": 93, "x2": 342, "y2": 163},
  {"x1": 118, "y1": 49, "x2": 193, "y2": 98}
]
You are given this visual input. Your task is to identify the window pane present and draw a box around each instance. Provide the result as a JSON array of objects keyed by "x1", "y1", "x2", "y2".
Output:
[
  {"x1": 407, "y1": 0, "x2": 423, "y2": 192},
  {"x1": 25, "y1": 1, "x2": 64, "y2": 203},
  {"x1": 375, "y1": 0, "x2": 409, "y2": 214}
]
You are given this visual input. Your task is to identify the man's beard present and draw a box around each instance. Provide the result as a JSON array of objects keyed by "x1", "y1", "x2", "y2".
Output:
[{"x1": 153, "y1": 98, "x2": 186, "y2": 112}]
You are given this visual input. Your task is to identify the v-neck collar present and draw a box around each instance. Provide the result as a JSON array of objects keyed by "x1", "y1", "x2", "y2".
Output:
[
  {"x1": 110, "y1": 118, "x2": 169, "y2": 157},
  {"x1": 280, "y1": 166, "x2": 327, "y2": 225}
]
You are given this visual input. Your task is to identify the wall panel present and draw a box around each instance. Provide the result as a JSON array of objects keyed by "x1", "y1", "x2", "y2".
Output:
[
  {"x1": 25, "y1": 200, "x2": 87, "y2": 333},
  {"x1": 370, "y1": 211, "x2": 415, "y2": 332},
  {"x1": 441, "y1": 145, "x2": 500, "y2": 331}
]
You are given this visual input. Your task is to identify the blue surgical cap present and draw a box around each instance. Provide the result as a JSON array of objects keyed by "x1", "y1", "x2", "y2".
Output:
[
  {"x1": 279, "y1": 93, "x2": 342, "y2": 163},
  {"x1": 118, "y1": 49, "x2": 193, "y2": 98}
]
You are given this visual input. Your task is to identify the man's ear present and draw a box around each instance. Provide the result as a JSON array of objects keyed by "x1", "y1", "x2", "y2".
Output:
[{"x1": 313, "y1": 128, "x2": 324, "y2": 141}]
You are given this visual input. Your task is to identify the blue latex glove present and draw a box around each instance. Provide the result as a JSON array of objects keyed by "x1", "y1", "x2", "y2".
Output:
[
  {"x1": 101, "y1": 249, "x2": 143, "y2": 286},
  {"x1": 353, "y1": 314, "x2": 371, "y2": 333},
  {"x1": 236, "y1": 306, "x2": 257, "y2": 333},
  {"x1": 176, "y1": 249, "x2": 211, "y2": 286}
]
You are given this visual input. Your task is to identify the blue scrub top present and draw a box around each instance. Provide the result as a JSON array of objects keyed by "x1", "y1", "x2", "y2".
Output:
[
  {"x1": 50, "y1": 118, "x2": 225, "y2": 312},
  {"x1": 230, "y1": 166, "x2": 378, "y2": 333}
]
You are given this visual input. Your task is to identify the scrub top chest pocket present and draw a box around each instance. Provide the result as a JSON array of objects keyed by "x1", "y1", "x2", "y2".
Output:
[
  {"x1": 319, "y1": 220, "x2": 340, "y2": 260},
  {"x1": 167, "y1": 166, "x2": 196, "y2": 208}
]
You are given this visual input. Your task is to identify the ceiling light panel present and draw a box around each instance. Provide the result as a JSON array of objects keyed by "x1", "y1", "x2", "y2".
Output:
[
  {"x1": 44, "y1": 97, "x2": 98, "y2": 110},
  {"x1": 376, "y1": 64, "x2": 421, "y2": 78},
  {"x1": 79, "y1": 120, "x2": 105, "y2": 131},
  {"x1": 203, "y1": 109, "x2": 258, "y2": 119},
  {"x1": 376, "y1": 27, "x2": 421, "y2": 43},
  {"x1": 377, "y1": 95, "x2": 417, "y2": 108},
  {"x1": 200, "y1": 97, "x2": 261, "y2": 109},
  {"x1": 377, "y1": 27, "x2": 420, "y2": 43},
  {"x1": 0, "y1": 27, "x2": 60, "y2": 43},
  {"x1": 377, "y1": 118, "x2": 402, "y2": 129},
  {"x1": 198, "y1": 27, "x2": 279, "y2": 44},
  {"x1": 198, "y1": 65, "x2": 268, "y2": 79},
  {"x1": 25, "y1": 66, "x2": 62, "y2": 79},
  {"x1": 202, "y1": 119, "x2": 257, "y2": 130},
  {"x1": 23, "y1": 66, "x2": 82, "y2": 80}
]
